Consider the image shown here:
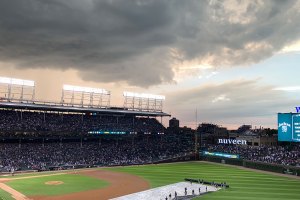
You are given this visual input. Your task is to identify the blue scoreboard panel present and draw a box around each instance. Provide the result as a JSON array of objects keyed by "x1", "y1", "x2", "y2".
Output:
[{"x1": 278, "y1": 113, "x2": 300, "y2": 142}]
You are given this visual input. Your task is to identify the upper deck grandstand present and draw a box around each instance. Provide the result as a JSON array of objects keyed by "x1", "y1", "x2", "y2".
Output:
[
  {"x1": 0, "y1": 109, "x2": 167, "y2": 136},
  {"x1": 0, "y1": 77, "x2": 170, "y2": 137}
]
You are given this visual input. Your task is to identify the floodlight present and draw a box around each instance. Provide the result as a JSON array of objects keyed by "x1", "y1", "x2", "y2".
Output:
[
  {"x1": 0, "y1": 76, "x2": 35, "y2": 87},
  {"x1": 62, "y1": 84, "x2": 111, "y2": 108},
  {"x1": 123, "y1": 91, "x2": 165, "y2": 100},
  {"x1": 63, "y1": 84, "x2": 110, "y2": 95}
]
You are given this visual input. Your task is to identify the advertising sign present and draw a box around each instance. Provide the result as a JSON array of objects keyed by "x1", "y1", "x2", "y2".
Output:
[{"x1": 278, "y1": 113, "x2": 300, "y2": 142}]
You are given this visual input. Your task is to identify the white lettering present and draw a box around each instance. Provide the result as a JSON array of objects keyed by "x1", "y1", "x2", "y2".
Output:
[
  {"x1": 218, "y1": 138, "x2": 247, "y2": 145},
  {"x1": 279, "y1": 122, "x2": 291, "y2": 127}
]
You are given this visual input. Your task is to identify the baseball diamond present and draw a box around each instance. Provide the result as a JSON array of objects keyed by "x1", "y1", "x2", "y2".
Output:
[{"x1": 0, "y1": 162, "x2": 299, "y2": 200}]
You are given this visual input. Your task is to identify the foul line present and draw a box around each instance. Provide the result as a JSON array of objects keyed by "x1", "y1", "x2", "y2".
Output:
[{"x1": 0, "y1": 183, "x2": 29, "y2": 200}]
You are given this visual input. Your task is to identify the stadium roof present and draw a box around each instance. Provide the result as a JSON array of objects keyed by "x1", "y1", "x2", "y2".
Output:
[{"x1": 0, "y1": 101, "x2": 171, "y2": 117}]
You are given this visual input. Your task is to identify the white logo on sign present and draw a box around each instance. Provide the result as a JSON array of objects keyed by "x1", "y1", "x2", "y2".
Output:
[{"x1": 278, "y1": 122, "x2": 291, "y2": 133}]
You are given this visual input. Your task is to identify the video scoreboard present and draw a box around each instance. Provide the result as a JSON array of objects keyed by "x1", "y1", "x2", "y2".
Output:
[{"x1": 278, "y1": 113, "x2": 300, "y2": 142}]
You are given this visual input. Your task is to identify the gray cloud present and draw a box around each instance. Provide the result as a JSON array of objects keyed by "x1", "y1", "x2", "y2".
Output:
[
  {"x1": 166, "y1": 79, "x2": 298, "y2": 125},
  {"x1": 0, "y1": 0, "x2": 299, "y2": 86}
]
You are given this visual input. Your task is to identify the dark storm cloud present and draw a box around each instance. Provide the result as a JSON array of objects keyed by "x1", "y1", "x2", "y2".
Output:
[{"x1": 0, "y1": 0, "x2": 299, "y2": 86}]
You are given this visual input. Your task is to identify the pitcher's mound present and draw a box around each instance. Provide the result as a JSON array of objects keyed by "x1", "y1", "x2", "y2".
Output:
[{"x1": 45, "y1": 181, "x2": 64, "y2": 185}]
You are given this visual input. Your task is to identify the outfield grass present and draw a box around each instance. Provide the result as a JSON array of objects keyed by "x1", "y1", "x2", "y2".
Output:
[
  {"x1": 0, "y1": 189, "x2": 13, "y2": 200},
  {"x1": 106, "y1": 161, "x2": 300, "y2": 200},
  {"x1": 6, "y1": 174, "x2": 108, "y2": 196}
]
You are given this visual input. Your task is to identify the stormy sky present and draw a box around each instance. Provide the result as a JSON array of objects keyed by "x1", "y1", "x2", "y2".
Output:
[{"x1": 0, "y1": 0, "x2": 300, "y2": 128}]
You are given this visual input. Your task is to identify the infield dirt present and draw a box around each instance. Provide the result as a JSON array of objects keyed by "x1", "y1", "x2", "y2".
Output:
[
  {"x1": 30, "y1": 170, "x2": 150, "y2": 200},
  {"x1": 44, "y1": 181, "x2": 64, "y2": 186}
]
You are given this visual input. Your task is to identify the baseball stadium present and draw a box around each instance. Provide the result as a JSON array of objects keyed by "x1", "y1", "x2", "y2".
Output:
[{"x1": 0, "y1": 78, "x2": 299, "y2": 200}]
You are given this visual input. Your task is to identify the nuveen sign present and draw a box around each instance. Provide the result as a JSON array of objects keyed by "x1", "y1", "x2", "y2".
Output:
[{"x1": 218, "y1": 139, "x2": 247, "y2": 145}]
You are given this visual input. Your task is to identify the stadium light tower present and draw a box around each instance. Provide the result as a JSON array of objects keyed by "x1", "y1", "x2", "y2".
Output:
[
  {"x1": 123, "y1": 91, "x2": 165, "y2": 112},
  {"x1": 61, "y1": 84, "x2": 110, "y2": 108},
  {"x1": 0, "y1": 76, "x2": 35, "y2": 102}
]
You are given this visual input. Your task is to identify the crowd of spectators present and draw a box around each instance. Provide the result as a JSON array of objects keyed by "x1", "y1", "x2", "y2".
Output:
[
  {"x1": 0, "y1": 110, "x2": 165, "y2": 136},
  {"x1": 1, "y1": 109, "x2": 299, "y2": 173},
  {"x1": 0, "y1": 134, "x2": 194, "y2": 172},
  {"x1": 206, "y1": 144, "x2": 300, "y2": 167}
]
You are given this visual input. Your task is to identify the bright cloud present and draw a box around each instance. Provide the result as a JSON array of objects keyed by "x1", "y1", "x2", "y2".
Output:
[
  {"x1": 281, "y1": 40, "x2": 300, "y2": 53},
  {"x1": 212, "y1": 94, "x2": 230, "y2": 103},
  {"x1": 273, "y1": 86, "x2": 300, "y2": 91}
]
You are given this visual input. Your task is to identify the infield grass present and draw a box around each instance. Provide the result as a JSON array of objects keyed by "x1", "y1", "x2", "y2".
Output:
[
  {"x1": 106, "y1": 161, "x2": 300, "y2": 200},
  {"x1": 5, "y1": 174, "x2": 108, "y2": 196}
]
